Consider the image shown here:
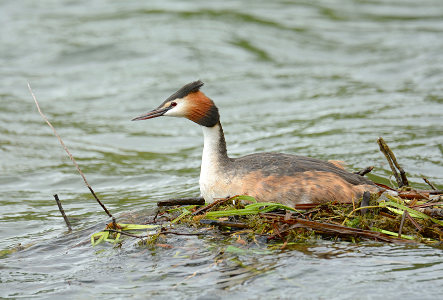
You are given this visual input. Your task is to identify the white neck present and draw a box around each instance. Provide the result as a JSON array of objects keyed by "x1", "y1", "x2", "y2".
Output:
[
  {"x1": 201, "y1": 123, "x2": 228, "y2": 166},
  {"x1": 199, "y1": 123, "x2": 229, "y2": 201}
]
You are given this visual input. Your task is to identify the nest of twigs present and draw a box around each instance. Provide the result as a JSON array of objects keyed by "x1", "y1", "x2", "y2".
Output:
[{"x1": 154, "y1": 190, "x2": 443, "y2": 248}]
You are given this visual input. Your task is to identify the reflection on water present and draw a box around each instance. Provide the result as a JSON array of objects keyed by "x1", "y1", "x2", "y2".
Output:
[{"x1": 1, "y1": 0, "x2": 442, "y2": 298}]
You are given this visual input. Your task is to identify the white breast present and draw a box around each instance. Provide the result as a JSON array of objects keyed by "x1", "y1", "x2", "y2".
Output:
[{"x1": 199, "y1": 165, "x2": 219, "y2": 202}]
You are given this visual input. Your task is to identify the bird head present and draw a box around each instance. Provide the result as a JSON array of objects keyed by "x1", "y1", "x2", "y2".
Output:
[{"x1": 132, "y1": 80, "x2": 219, "y2": 127}]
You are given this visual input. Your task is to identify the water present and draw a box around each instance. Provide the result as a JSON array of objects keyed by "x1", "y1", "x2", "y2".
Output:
[{"x1": 1, "y1": 0, "x2": 442, "y2": 298}]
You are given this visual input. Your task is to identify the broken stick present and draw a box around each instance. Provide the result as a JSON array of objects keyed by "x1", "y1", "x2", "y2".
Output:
[
  {"x1": 377, "y1": 137, "x2": 409, "y2": 188},
  {"x1": 54, "y1": 194, "x2": 72, "y2": 231},
  {"x1": 354, "y1": 166, "x2": 374, "y2": 177},
  {"x1": 157, "y1": 197, "x2": 205, "y2": 207}
]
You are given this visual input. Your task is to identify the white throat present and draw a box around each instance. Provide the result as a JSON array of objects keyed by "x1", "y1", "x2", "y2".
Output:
[{"x1": 201, "y1": 123, "x2": 223, "y2": 166}]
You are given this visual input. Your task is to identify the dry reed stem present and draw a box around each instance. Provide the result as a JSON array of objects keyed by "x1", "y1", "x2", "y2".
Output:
[{"x1": 28, "y1": 82, "x2": 113, "y2": 218}]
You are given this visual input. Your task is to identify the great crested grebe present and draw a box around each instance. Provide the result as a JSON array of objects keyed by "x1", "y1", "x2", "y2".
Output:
[{"x1": 132, "y1": 81, "x2": 380, "y2": 206}]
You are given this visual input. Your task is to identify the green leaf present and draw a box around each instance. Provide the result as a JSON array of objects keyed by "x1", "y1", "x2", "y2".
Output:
[
  {"x1": 90, "y1": 223, "x2": 161, "y2": 246},
  {"x1": 205, "y1": 202, "x2": 297, "y2": 218},
  {"x1": 119, "y1": 224, "x2": 159, "y2": 230},
  {"x1": 104, "y1": 232, "x2": 121, "y2": 244},
  {"x1": 371, "y1": 227, "x2": 415, "y2": 240},
  {"x1": 378, "y1": 196, "x2": 443, "y2": 226},
  {"x1": 231, "y1": 195, "x2": 257, "y2": 203},
  {"x1": 171, "y1": 208, "x2": 191, "y2": 224},
  {"x1": 91, "y1": 231, "x2": 109, "y2": 246}
]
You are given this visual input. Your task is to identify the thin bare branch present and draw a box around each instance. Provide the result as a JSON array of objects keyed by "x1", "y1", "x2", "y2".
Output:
[{"x1": 28, "y1": 83, "x2": 113, "y2": 218}]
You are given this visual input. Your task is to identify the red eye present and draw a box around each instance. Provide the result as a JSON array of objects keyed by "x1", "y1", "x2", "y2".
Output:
[{"x1": 171, "y1": 102, "x2": 177, "y2": 107}]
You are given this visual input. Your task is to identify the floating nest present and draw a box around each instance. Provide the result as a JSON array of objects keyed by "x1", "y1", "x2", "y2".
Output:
[{"x1": 91, "y1": 189, "x2": 443, "y2": 249}]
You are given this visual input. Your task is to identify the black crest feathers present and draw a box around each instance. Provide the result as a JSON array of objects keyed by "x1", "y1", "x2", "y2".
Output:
[{"x1": 165, "y1": 80, "x2": 204, "y2": 102}]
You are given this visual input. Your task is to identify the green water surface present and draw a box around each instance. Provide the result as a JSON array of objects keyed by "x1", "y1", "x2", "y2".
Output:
[{"x1": 1, "y1": 0, "x2": 442, "y2": 298}]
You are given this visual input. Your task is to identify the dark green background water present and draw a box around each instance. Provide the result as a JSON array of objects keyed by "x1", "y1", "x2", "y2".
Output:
[{"x1": 1, "y1": 0, "x2": 442, "y2": 298}]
